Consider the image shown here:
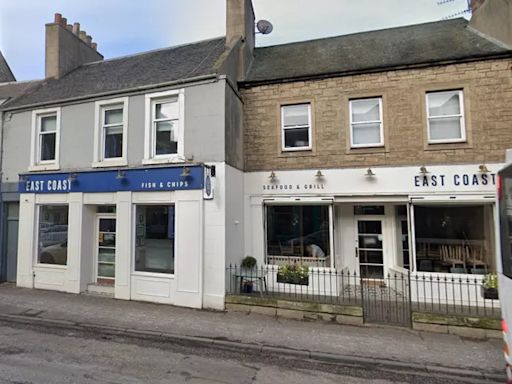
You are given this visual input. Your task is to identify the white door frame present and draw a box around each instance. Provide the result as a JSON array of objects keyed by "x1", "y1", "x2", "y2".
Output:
[{"x1": 94, "y1": 213, "x2": 117, "y2": 284}]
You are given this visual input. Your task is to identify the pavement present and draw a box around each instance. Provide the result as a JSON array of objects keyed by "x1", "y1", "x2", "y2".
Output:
[{"x1": 0, "y1": 284, "x2": 505, "y2": 382}]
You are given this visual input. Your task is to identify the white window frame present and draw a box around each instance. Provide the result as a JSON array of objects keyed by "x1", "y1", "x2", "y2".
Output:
[
  {"x1": 281, "y1": 104, "x2": 312, "y2": 152},
  {"x1": 29, "y1": 107, "x2": 61, "y2": 171},
  {"x1": 143, "y1": 89, "x2": 185, "y2": 165},
  {"x1": 426, "y1": 90, "x2": 466, "y2": 144},
  {"x1": 35, "y1": 203, "x2": 69, "y2": 268},
  {"x1": 93, "y1": 97, "x2": 129, "y2": 168},
  {"x1": 132, "y1": 203, "x2": 176, "y2": 277},
  {"x1": 349, "y1": 97, "x2": 384, "y2": 148}
]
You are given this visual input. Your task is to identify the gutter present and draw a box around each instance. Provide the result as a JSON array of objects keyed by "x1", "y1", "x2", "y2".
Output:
[
  {"x1": 2, "y1": 73, "x2": 219, "y2": 113},
  {"x1": 240, "y1": 52, "x2": 512, "y2": 88}
]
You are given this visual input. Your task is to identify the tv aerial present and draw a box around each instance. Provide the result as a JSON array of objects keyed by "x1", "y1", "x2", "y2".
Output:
[{"x1": 256, "y1": 19, "x2": 273, "y2": 35}]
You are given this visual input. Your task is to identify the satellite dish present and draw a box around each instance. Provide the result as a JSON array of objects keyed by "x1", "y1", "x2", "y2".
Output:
[{"x1": 256, "y1": 19, "x2": 273, "y2": 35}]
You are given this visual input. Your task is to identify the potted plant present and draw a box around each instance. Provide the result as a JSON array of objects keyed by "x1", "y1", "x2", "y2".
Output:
[
  {"x1": 241, "y1": 256, "x2": 257, "y2": 293},
  {"x1": 481, "y1": 273, "x2": 499, "y2": 300},
  {"x1": 277, "y1": 263, "x2": 309, "y2": 285}
]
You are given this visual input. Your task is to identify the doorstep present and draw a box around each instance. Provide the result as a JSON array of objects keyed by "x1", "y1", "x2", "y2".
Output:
[{"x1": 85, "y1": 284, "x2": 114, "y2": 297}]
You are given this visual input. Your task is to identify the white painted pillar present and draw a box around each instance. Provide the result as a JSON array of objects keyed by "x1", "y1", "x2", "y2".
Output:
[
  {"x1": 16, "y1": 194, "x2": 36, "y2": 288},
  {"x1": 115, "y1": 191, "x2": 132, "y2": 300},
  {"x1": 66, "y1": 192, "x2": 83, "y2": 293}
]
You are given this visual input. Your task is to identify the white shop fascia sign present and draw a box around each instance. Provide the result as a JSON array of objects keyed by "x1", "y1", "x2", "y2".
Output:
[{"x1": 245, "y1": 163, "x2": 503, "y2": 196}]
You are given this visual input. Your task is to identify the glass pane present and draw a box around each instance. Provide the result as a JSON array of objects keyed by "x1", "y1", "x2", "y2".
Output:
[
  {"x1": 428, "y1": 91, "x2": 460, "y2": 116},
  {"x1": 414, "y1": 205, "x2": 492, "y2": 274},
  {"x1": 284, "y1": 127, "x2": 309, "y2": 148},
  {"x1": 266, "y1": 205, "x2": 330, "y2": 266},
  {"x1": 358, "y1": 220, "x2": 382, "y2": 234},
  {"x1": 38, "y1": 205, "x2": 68, "y2": 265},
  {"x1": 351, "y1": 99, "x2": 380, "y2": 122},
  {"x1": 155, "y1": 101, "x2": 178, "y2": 119},
  {"x1": 360, "y1": 265, "x2": 384, "y2": 279},
  {"x1": 98, "y1": 248, "x2": 115, "y2": 263},
  {"x1": 99, "y1": 218, "x2": 116, "y2": 233},
  {"x1": 354, "y1": 206, "x2": 385, "y2": 215},
  {"x1": 41, "y1": 133, "x2": 56, "y2": 161},
  {"x1": 359, "y1": 235, "x2": 383, "y2": 249},
  {"x1": 104, "y1": 127, "x2": 123, "y2": 158},
  {"x1": 104, "y1": 108, "x2": 123, "y2": 125},
  {"x1": 359, "y1": 250, "x2": 384, "y2": 264},
  {"x1": 155, "y1": 121, "x2": 178, "y2": 155},
  {"x1": 135, "y1": 205, "x2": 175, "y2": 274},
  {"x1": 99, "y1": 233, "x2": 116, "y2": 247},
  {"x1": 429, "y1": 117, "x2": 462, "y2": 141},
  {"x1": 98, "y1": 263, "x2": 115, "y2": 278},
  {"x1": 282, "y1": 104, "x2": 309, "y2": 127},
  {"x1": 40, "y1": 115, "x2": 56, "y2": 132},
  {"x1": 352, "y1": 123, "x2": 381, "y2": 145},
  {"x1": 97, "y1": 205, "x2": 116, "y2": 214}
]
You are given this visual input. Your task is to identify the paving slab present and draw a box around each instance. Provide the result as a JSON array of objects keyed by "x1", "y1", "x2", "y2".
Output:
[{"x1": 0, "y1": 285, "x2": 503, "y2": 375}]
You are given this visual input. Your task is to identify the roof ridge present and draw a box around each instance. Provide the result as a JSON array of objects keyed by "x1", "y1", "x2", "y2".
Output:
[
  {"x1": 83, "y1": 36, "x2": 225, "y2": 67},
  {"x1": 255, "y1": 18, "x2": 467, "y2": 50}
]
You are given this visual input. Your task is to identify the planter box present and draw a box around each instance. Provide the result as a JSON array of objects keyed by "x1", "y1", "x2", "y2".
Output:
[
  {"x1": 481, "y1": 286, "x2": 499, "y2": 300},
  {"x1": 277, "y1": 273, "x2": 309, "y2": 286}
]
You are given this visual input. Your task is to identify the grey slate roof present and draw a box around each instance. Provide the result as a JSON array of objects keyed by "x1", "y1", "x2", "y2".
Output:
[
  {"x1": 0, "y1": 51, "x2": 16, "y2": 83},
  {"x1": 245, "y1": 18, "x2": 512, "y2": 84},
  {"x1": 4, "y1": 37, "x2": 225, "y2": 110}
]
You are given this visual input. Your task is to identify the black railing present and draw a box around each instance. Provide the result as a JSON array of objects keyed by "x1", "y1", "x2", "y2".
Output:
[{"x1": 226, "y1": 265, "x2": 501, "y2": 318}]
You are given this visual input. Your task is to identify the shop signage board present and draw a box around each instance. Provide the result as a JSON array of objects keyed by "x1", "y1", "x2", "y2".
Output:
[
  {"x1": 249, "y1": 164, "x2": 503, "y2": 196},
  {"x1": 19, "y1": 165, "x2": 204, "y2": 194}
]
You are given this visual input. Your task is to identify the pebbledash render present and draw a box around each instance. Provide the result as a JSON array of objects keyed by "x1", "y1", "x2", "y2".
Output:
[
  {"x1": 240, "y1": 0, "x2": 512, "y2": 303},
  {"x1": 0, "y1": 0, "x2": 254, "y2": 310}
]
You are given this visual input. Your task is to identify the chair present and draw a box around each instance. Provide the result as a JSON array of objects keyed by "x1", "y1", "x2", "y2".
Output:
[
  {"x1": 466, "y1": 245, "x2": 488, "y2": 273},
  {"x1": 440, "y1": 244, "x2": 466, "y2": 270}
]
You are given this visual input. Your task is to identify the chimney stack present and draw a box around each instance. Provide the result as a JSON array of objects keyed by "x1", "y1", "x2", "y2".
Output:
[
  {"x1": 45, "y1": 13, "x2": 103, "y2": 79},
  {"x1": 226, "y1": 0, "x2": 255, "y2": 81},
  {"x1": 469, "y1": 0, "x2": 512, "y2": 47}
]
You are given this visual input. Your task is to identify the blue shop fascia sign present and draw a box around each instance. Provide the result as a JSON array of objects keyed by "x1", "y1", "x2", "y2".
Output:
[{"x1": 19, "y1": 165, "x2": 204, "y2": 194}]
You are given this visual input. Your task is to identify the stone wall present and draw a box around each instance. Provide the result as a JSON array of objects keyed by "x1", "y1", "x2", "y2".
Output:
[{"x1": 242, "y1": 58, "x2": 512, "y2": 171}]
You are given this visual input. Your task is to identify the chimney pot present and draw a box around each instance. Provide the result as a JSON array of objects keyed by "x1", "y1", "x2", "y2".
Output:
[
  {"x1": 91, "y1": 42, "x2": 98, "y2": 50},
  {"x1": 86, "y1": 35, "x2": 92, "y2": 45},
  {"x1": 54, "y1": 13, "x2": 62, "y2": 24},
  {"x1": 79, "y1": 30, "x2": 87, "y2": 42},
  {"x1": 61, "y1": 17, "x2": 67, "y2": 26},
  {"x1": 66, "y1": 24, "x2": 73, "y2": 31},
  {"x1": 73, "y1": 22, "x2": 80, "y2": 35}
]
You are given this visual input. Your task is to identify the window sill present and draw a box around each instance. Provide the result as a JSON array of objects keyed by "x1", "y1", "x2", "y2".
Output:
[
  {"x1": 278, "y1": 150, "x2": 315, "y2": 158},
  {"x1": 132, "y1": 271, "x2": 175, "y2": 279},
  {"x1": 424, "y1": 141, "x2": 471, "y2": 151},
  {"x1": 142, "y1": 157, "x2": 185, "y2": 165},
  {"x1": 29, "y1": 164, "x2": 60, "y2": 172},
  {"x1": 92, "y1": 159, "x2": 128, "y2": 168},
  {"x1": 346, "y1": 146, "x2": 387, "y2": 155},
  {"x1": 34, "y1": 263, "x2": 67, "y2": 269}
]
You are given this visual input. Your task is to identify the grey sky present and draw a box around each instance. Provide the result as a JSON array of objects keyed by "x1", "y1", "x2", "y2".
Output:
[{"x1": 0, "y1": 0, "x2": 469, "y2": 81}]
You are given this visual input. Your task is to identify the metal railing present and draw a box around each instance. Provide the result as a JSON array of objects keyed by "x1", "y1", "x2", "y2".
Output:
[{"x1": 226, "y1": 265, "x2": 501, "y2": 318}]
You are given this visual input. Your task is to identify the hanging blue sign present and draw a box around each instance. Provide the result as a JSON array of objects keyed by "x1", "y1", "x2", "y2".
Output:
[{"x1": 19, "y1": 165, "x2": 204, "y2": 194}]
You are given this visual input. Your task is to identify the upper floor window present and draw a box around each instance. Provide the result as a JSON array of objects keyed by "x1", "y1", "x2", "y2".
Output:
[
  {"x1": 93, "y1": 97, "x2": 128, "y2": 167},
  {"x1": 426, "y1": 90, "x2": 465, "y2": 143},
  {"x1": 30, "y1": 107, "x2": 61, "y2": 171},
  {"x1": 281, "y1": 104, "x2": 312, "y2": 151},
  {"x1": 143, "y1": 89, "x2": 184, "y2": 164},
  {"x1": 349, "y1": 97, "x2": 383, "y2": 148}
]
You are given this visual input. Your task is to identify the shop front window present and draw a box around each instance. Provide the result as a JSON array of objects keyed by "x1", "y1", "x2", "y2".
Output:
[
  {"x1": 38, "y1": 205, "x2": 69, "y2": 265},
  {"x1": 414, "y1": 205, "x2": 494, "y2": 274},
  {"x1": 135, "y1": 205, "x2": 175, "y2": 274},
  {"x1": 266, "y1": 205, "x2": 330, "y2": 267}
]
